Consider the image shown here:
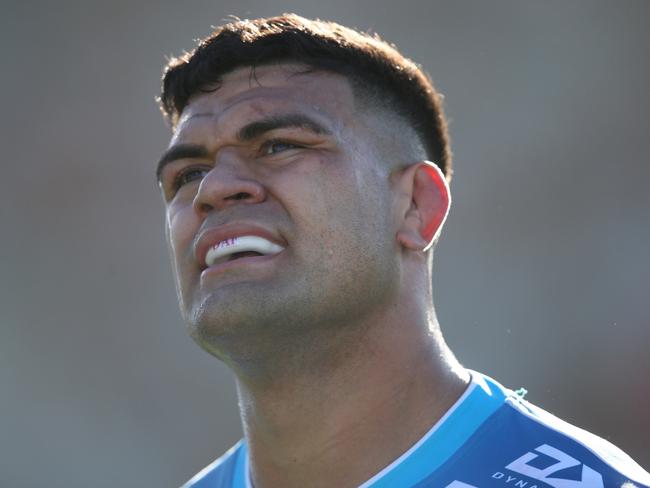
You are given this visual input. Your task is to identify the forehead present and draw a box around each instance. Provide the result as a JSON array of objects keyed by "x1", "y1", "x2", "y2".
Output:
[{"x1": 172, "y1": 64, "x2": 358, "y2": 144}]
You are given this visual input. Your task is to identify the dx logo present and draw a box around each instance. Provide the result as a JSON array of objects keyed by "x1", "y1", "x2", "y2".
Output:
[
  {"x1": 446, "y1": 443, "x2": 604, "y2": 488},
  {"x1": 505, "y1": 444, "x2": 603, "y2": 488}
]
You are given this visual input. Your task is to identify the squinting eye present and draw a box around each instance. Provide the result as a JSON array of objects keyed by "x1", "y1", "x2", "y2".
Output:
[
  {"x1": 174, "y1": 167, "x2": 209, "y2": 190},
  {"x1": 265, "y1": 141, "x2": 300, "y2": 155}
]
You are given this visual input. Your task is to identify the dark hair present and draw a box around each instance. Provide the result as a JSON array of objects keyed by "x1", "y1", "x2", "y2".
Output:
[{"x1": 159, "y1": 13, "x2": 452, "y2": 181}]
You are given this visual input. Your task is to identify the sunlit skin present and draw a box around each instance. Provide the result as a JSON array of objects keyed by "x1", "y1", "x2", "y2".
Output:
[{"x1": 159, "y1": 64, "x2": 469, "y2": 488}]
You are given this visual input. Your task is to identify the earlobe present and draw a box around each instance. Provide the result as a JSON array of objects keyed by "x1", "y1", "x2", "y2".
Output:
[{"x1": 395, "y1": 161, "x2": 451, "y2": 252}]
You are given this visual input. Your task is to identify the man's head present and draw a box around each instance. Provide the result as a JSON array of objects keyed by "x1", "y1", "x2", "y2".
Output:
[{"x1": 157, "y1": 14, "x2": 453, "y2": 377}]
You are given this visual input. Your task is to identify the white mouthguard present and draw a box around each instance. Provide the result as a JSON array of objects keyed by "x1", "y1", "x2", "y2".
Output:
[{"x1": 205, "y1": 235, "x2": 285, "y2": 267}]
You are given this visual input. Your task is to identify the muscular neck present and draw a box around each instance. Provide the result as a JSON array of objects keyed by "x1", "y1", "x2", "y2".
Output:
[{"x1": 233, "y1": 290, "x2": 469, "y2": 488}]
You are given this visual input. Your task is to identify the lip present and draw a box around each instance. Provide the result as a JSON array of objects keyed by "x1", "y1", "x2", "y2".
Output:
[
  {"x1": 194, "y1": 222, "x2": 287, "y2": 272},
  {"x1": 199, "y1": 251, "x2": 285, "y2": 280}
]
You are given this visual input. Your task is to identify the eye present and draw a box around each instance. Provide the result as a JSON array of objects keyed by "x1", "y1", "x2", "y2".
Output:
[
  {"x1": 173, "y1": 166, "x2": 210, "y2": 191},
  {"x1": 263, "y1": 140, "x2": 302, "y2": 155}
]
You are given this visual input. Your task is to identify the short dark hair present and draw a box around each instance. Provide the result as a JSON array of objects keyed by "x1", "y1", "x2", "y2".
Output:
[{"x1": 159, "y1": 13, "x2": 453, "y2": 181}]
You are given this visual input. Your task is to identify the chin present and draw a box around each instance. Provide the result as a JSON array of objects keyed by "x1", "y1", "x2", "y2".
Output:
[{"x1": 184, "y1": 287, "x2": 286, "y2": 355}]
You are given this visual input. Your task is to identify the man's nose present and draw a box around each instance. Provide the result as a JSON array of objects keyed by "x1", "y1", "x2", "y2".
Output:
[{"x1": 192, "y1": 153, "x2": 266, "y2": 216}]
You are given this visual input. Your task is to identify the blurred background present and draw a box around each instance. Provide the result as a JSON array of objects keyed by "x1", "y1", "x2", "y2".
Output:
[{"x1": 1, "y1": 0, "x2": 648, "y2": 486}]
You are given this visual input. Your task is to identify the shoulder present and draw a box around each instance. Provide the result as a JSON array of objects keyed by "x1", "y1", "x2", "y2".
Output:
[
  {"x1": 439, "y1": 371, "x2": 650, "y2": 488},
  {"x1": 181, "y1": 440, "x2": 245, "y2": 488},
  {"x1": 503, "y1": 389, "x2": 650, "y2": 486}
]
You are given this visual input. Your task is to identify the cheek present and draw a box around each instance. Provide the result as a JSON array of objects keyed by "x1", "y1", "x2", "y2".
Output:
[
  {"x1": 166, "y1": 204, "x2": 200, "y2": 267},
  {"x1": 322, "y1": 171, "x2": 393, "y2": 258},
  {"x1": 303, "y1": 184, "x2": 368, "y2": 254}
]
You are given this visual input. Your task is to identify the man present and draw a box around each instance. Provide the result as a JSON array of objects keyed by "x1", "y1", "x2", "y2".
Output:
[{"x1": 156, "y1": 14, "x2": 649, "y2": 488}]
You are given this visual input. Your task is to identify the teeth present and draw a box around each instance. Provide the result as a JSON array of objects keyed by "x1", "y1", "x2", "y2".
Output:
[{"x1": 205, "y1": 235, "x2": 285, "y2": 267}]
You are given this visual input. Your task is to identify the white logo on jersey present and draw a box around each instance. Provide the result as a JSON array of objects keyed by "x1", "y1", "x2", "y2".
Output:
[{"x1": 505, "y1": 444, "x2": 604, "y2": 488}]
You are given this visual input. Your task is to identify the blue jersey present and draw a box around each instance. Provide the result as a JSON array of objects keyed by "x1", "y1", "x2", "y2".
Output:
[{"x1": 182, "y1": 371, "x2": 650, "y2": 487}]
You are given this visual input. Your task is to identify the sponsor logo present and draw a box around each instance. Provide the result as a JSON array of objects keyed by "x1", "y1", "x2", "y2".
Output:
[
  {"x1": 505, "y1": 444, "x2": 603, "y2": 488},
  {"x1": 446, "y1": 443, "x2": 604, "y2": 488}
]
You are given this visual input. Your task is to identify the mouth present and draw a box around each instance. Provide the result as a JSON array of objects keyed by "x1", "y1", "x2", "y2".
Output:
[{"x1": 205, "y1": 235, "x2": 286, "y2": 268}]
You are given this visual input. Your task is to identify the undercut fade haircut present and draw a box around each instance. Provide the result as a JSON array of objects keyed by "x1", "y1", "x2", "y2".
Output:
[{"x1": 159, "y1": 13, "x2": 453, "y2": 181}]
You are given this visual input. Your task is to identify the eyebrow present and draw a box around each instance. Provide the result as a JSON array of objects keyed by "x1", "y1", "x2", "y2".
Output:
[
  {"x1": 237, "y1": 113, "x2": 331, "y2": 141},
  {"x1": 156, "y1": 113, "x2": 332, "y2": 182}
]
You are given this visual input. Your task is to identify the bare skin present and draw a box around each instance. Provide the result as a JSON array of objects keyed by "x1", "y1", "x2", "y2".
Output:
[{"x1": 159, "y1": 64, "x2": 469, "y2": 488}]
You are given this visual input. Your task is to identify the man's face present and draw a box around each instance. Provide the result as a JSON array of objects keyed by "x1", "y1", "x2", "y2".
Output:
[{"x1": 158, "y1": 64, "x2": 401, "y2": 362}]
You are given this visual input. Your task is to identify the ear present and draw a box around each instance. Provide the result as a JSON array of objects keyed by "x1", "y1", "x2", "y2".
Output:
[{"x1": 395, "y1": 161, "x2": 451, "y2": 252}]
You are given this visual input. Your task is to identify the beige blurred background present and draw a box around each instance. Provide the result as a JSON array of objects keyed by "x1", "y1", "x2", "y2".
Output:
[{"x1": 1, "y1": 0, "x2": 649, "y2": 486}]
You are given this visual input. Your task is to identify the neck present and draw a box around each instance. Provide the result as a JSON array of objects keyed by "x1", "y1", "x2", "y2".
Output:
[{"x1": 234, "y1": 302, "x2": 469, "y2": 488}]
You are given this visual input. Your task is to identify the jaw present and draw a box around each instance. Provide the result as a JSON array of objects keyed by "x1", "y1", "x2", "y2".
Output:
[{"x1": 183, "y1": 260, "x2": 400, "y2": 390}]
